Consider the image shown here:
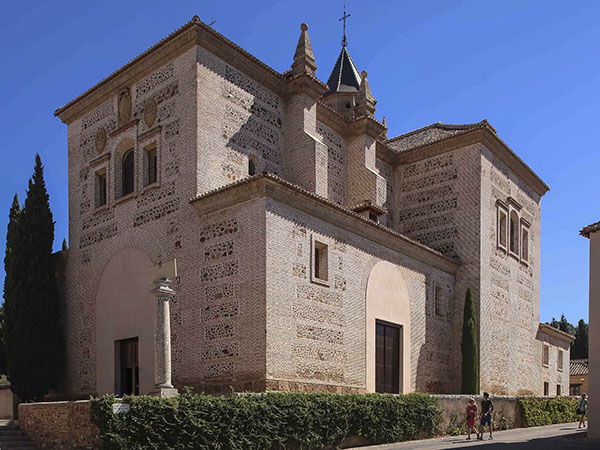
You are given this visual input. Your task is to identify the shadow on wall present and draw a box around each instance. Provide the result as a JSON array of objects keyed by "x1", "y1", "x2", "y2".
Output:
[
  {"x1": 415, "y1": 274, "x2": 455, "y2": 394},
  {"x1": 222, "y1": 70, "x2": 283, "y2": 181}
]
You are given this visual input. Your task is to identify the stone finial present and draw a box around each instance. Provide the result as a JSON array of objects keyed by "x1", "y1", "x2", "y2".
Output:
[
  {"x1": 291, "y1": 23, "x2": 317, "y2": 77},
  {"x1": 382, "y1": 116, "x2": 387, "y2": 127},
  {"x1": 356, "y1": 70, "x2": 376, "y2": 117}
]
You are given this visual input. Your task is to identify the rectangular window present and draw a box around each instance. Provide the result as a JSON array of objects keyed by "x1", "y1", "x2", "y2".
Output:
[
  {"x1": 434, "y1": 285, "x2": 443, "y2": 317},
  {"x1": 542, "y1": 344, "x2": 549, "y2": 367},
  {"x1": 570, "y1": 384, "x2": 581, "y2": 396},
  {"x1": 544, "y1": 381, "x2": 549, "y2": 396},
  {"x1": 556, "y1": 384, "x2": 561, "y2": 396},
  {"x1": 522, "y1": 227, "x2": 529, "y2": 262},
  {"x1": 146, "y1": 147, "x2": 157, "y2": 186},
  {"x1": 376, "y1": 321, "x2": 400, "y2": 394},
  {"x1": 497, "y1": 204, "x2": 508, "y2": 250},
  {"x1": 95, "y1": 170, "x2": 107, "y2": 208},
  {"x1": 314, "y1": 241, "x2": 328, "y2": 281},
  {"x1": 115, "y1": 337, "x2": 139, "y2": 396},
  {"x1": 558, "y1": 349, "x2": 563, "y2": 371}
]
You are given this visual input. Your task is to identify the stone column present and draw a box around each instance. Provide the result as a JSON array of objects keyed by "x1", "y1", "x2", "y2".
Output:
[{"x1": 150, "y1": 278, "x2": 178, "y2": 398}]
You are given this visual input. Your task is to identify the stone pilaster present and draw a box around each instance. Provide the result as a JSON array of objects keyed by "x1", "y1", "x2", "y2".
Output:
[{"x1": 150, "y1": 278, "x2": 178, "y2": 398}]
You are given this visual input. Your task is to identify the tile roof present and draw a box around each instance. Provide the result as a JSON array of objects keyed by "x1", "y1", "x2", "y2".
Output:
[
  {"x1": 538, "y1": 323, "x2": 576, "y2": 343},
  {"x1": 325, "y1": 46, "x2": 361, "y2": 96},
  {"x1": 386, "y1": 120, "x2": 496, "y2": 153},
  {"x1": 570, "y1": 359, "x2": 589, "y2": 376},
  {"x1": 189, "y1": 172, "x2": 459, "y2": 268},
  {"x1": 580, "y1": 221, "x2": 600, "y2": 238}
]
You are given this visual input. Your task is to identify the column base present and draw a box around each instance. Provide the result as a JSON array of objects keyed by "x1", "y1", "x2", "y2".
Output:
[{"x1": 150, "y1": 385, "x2": 178, "y2": 398}]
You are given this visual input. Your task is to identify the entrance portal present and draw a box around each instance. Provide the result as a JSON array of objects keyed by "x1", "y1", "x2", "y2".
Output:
[
  {"x1": 365, "y1": 262, "x2": 411, "y2": 393},
  {"x1": 116, "y1": 337, "x2": 139, "y2": 396},
  {"x1": 375, "y1": 321, "x2": 400, "y2": 394}
]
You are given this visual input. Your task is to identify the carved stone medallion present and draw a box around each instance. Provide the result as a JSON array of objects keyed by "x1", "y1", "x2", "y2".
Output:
[
  {"x1": 144, "y1": 98, "x2": 157, "y2": 128},
  {"x1": 118, "y1": 88, "x2": 132, "y2": 127},
  {"x1": 95, "y1": 127, "x2": 107, "y2": 153}
]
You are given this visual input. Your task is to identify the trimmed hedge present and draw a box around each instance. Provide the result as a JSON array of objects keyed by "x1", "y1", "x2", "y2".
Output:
[
  {"x1": 90, "y1": 391, "x2": 441, "y2": 450},
  {"x1": 518, "y1": 397, "x2": 579, "y2": 427}
]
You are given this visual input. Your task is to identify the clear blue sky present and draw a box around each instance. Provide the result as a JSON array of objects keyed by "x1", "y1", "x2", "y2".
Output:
[{"x1": 0, "y1": 1, "x2": 597, "y2": 324}]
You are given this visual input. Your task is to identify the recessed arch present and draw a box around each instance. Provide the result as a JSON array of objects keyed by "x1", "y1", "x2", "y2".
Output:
[
  {"x1": 95, "y1": 247, "x2": 155, "y2": 396},
  {"x1": 365, "y1": 261, "x2": 411, "y2": 393}
]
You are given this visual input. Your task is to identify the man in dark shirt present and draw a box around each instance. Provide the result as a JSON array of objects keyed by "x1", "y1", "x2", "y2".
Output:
[{"x1": 478, "y1": 392, "x2": 494, "y2": 440}]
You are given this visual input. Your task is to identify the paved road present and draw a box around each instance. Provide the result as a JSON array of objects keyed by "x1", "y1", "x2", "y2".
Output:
[{"x1": 348, "y1": 423, "x2": 600, "y2": 449}]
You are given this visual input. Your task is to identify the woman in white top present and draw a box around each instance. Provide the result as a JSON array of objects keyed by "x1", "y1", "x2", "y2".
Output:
[{"x1": 577, "y1": 393, "x2": 588, "y2": 428}]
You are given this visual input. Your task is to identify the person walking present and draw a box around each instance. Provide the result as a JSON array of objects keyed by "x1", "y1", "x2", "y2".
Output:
[
  {"x1": 465, "y1": 398, "x2": 478, "y2": 440},
  {"x1": 577, "y1": 393, "x2": 588, "y2": 428},
  {"x1": 478, "y1": 392, "x2": 494, "y2": 440}
]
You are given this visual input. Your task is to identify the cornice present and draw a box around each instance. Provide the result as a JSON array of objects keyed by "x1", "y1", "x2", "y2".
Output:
[
  {"x1": 285, "y1": 73, "x2": 328, "y2": 100},
  {"x1": 55, "y1": 17, "x2": 289, "y2": 125},
  {"x1": 348, "y1": 115, "x2": 387, "y2": 139},
  {"x1": 190, "y1": 173, "x2": 459, "y2": 275},
  {"x1": 538, "y1": 323, "x2": 575, "y2": 343},
  {"x1": 394, "y1": 128, "x2": 549, "y2": 197}
]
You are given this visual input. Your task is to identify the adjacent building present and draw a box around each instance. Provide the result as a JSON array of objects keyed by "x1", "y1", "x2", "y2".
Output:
[
  {"x1": 580, "y1": 222, "x2": 600, "y2": 437},
  {"x1": 54, "y1": 16, "x2": 567, "y2": 398}
]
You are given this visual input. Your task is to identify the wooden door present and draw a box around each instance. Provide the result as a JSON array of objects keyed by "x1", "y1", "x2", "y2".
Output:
[{"x1": 375, "y1": 321, "x2": 400, "y2": 393}]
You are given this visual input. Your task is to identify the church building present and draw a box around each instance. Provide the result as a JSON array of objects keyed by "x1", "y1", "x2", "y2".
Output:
[{"x1": 54, "y1": 16, "x2": 572, "y2": 398}]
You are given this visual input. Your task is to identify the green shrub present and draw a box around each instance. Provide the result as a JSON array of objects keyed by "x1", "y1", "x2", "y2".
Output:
[
  {"x1": 90, "y1": 391, "x2": 441, "y2": 450},
  {"x1": 518, "y1": 397, "x2": 579, "y2": 427}
]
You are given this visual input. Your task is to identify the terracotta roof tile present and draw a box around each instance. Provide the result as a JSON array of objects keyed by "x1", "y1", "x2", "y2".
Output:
[
  {"x1": 580, "y1": 221, "x2": 600, "y2": 238},
  {"x1": 570, "y1": 359, "x2": 589, "y2": 376},
  {"x1": 386, "y1": 120, "x2": 496, "y2": 153}
]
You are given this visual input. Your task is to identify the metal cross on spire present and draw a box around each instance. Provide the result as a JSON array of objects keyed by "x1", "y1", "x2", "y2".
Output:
[{"x1": 339, "y1": 4, "x2": 351, "y2": 47}]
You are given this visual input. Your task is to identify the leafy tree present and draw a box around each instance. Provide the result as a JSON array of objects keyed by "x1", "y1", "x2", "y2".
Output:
[
  {"x1": 3, "y1": 155, "x2": 63, "y2": 401},
  {"x1": 461, "y1": 287, "x2": 479, "y2": 394},
  {"x1": 572, "y1": 319, "x2": 589, "y2": 359}
]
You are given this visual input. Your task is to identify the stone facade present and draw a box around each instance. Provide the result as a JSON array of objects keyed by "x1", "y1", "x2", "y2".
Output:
[{"x1": 54, "y1": 16, "x2": 567, "y2": 398}]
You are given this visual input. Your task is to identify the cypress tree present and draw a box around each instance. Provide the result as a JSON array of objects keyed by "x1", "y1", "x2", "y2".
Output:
[
  {"x1": 1, "y1": 195, "x2": 20, "y2": 377},
  {"x1": 461, "y1": 287, "x2": 479, "y2": 394},
  {"x1": 4, "y1": 155, "x2": 63, "y2": 401},
  {"x1": 572, "y1": 319, "x2": 589, "y2": 359}
]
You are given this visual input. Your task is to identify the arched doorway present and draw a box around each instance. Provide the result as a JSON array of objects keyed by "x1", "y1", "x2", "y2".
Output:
[
  {"x1": 95, "y1": 247, "x2": 155, "y2": 396},
  {"x1": 366, "y1": 262, "x2": 411, "y2": 393}
]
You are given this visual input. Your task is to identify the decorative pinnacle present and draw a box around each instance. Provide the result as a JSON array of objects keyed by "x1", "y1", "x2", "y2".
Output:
[
  {"x1": 301, "y1": 23, "x2": 308, "y2": 31},
  {"x1": 339, "y1": 4, "x2": 351, "y2": 47}
]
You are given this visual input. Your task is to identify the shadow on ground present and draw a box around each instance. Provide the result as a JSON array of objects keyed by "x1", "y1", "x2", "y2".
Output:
[{"x1": 442, "y1": 430, "x2": 599, "y2": 449}]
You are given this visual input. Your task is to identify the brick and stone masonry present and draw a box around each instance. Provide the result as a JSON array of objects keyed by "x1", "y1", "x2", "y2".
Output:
[{"x1": 52, "y1": 16, "x2": 572, "y2": 399}]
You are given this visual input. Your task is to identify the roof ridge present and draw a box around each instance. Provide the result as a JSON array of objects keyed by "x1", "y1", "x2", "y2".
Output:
[
  {"x1": 386, "y1": 120, "x2": 492, "y2": 143},
  {"x1": 56, "y1": 16, "x2": 285, "y2": 116}
]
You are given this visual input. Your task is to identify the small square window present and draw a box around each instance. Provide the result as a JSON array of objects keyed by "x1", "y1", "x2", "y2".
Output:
[
  {"x1": 544, "y1": 381, "x2": 549, "y2": 396},
  {"x1": 95, "y1": 170, "x2": 107, "y2": 208},
  {"x1": 542, "y1": 344, "x2": 549, "y2": 367},
  {"x1": 314, "y1": 241, "x2": 328, "y2": 282}
]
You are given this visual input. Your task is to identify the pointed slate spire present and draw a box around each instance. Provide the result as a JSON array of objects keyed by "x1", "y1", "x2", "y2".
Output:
[
  {"x1": 325, "y1": 46, "x2": 361, "y2": 96},
  {"x1": 291, "y1": 23, "x2": 317, "y2": 77},
  {"x1": 356, "y1": 70, "x2": 376, "y2": 117}
]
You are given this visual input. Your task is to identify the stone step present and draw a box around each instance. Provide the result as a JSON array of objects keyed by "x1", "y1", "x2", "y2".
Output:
[{"x1": 0, "y1": 424, "x2": 40, "y2": 449}]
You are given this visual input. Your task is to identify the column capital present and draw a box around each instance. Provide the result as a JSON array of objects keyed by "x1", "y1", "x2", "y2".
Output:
[{"x1": 150, "y1": 278, "x2": 176, "y2": 299}]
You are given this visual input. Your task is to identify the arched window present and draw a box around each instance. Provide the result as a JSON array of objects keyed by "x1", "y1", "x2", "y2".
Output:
[
  {"x1": 122, "y1": 149, "x2": 134, "y2": 196},
  {"x1": 248, "y1": 158, "x2": 256, "y2": 176},
  {"x1": 510, "y1": 211, "x2": 519, "y2": 254}
]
